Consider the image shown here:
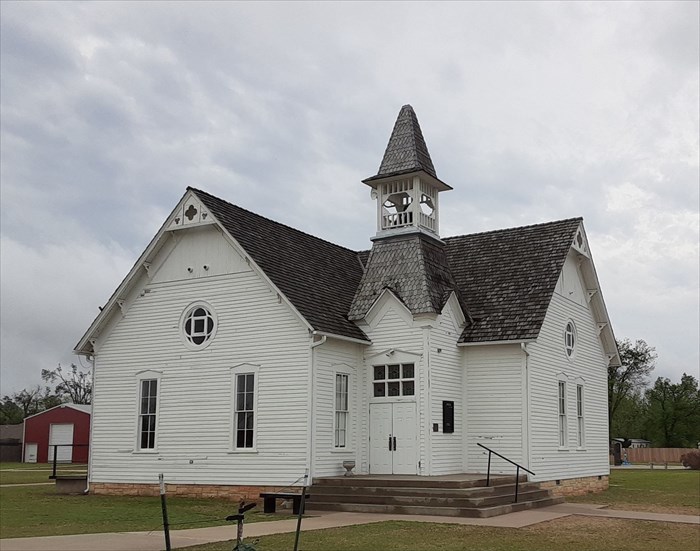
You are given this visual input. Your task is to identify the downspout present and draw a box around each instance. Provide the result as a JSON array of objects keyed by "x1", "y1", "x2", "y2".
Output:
[
  {"x1": 85, "y1": 349, "x2": 96, "y2": 494},
  {"x1": 307, "y1": 335, "x2": 327, "y2": 484},
  {"x1": 424, "y1": 328, "x2": 431, "y2": 476},
  {"x1": 521, "y1": 343, "x2": 531, "y2": 478}
]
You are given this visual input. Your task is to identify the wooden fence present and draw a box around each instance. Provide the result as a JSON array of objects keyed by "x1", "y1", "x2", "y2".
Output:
[{"x1": 610, "y1": 447, "x2": 698, "y2": 464}]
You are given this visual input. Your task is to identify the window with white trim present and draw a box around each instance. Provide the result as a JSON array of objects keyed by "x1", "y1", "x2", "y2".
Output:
[
  {"x1": 138, "y1": 379, "x2": 158, "y2": 450},
  {"x1": 181, "y1": 302, "x2": 217, "y2": 349},
  {"x1": 565, "y1": 321, "x2": 576, "y2": 358},
  {"x1": 558, "y1": 381, "x2": 567, "y2": 447},
  {"x1": 334, "y1": 374, "x2": 349, "y2": 448},
  {"x1": 373, "y1": 363, "x2": 415, "y2": 397},
  {"x1": 576, "y1": 384, "x2": 584, "y2": 447},
  {"x1": 234, "y1": 373, "x2": 255, "y2": 449}
]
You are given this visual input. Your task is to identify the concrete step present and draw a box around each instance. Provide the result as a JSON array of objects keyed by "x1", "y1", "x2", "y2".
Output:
[
  {"x1": 305, "y1": 496, "x2": 565, "y2": 518},
  {"x1": 309, "y1": 488, "x2": 552, "y2": 509},
  {"x1": 312, "y1": 475, "x2": 526, "y2": 489},
  {"x1": 310, "y1": 482, "x2": 542, "y2": 499}
]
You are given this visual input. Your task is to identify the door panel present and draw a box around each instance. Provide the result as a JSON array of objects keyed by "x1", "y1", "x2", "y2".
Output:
[
  {"x1": 25, "y1": 443, "x2": 38, "y2": 463},
  {"x1": 49, "y1": 423, "x2": 74, "y2": 463},
  {"x1": 369, "y1": 402, "x2": 417, "y2": 475},
  {"x1": 369, "y1": 403, "x2": 392, "y2": 474},
  {"x1": 392, "y1": 402, "x2": 418, "y2": 475}
]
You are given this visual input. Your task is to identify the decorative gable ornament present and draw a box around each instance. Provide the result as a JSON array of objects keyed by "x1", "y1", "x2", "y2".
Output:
[{"x1": 168, "y1": 194, "x2": 212, "y2": 230}]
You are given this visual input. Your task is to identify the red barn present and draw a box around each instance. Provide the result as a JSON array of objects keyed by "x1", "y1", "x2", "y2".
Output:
[{"x1": 23, "y1": 404, "x2": 91, "y2": 464}]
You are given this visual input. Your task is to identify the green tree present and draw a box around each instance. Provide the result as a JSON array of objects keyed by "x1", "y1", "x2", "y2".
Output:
[
  {"x1": 41, "y1": 363, "x2": 92, "y2": 405},
  {"x1": 608, "y1": 339, "x2": 656, "y2": 433},
  {"x1": 610, "y1": 393, "x2": 648, "y2": 439},
  {"x1": 645, "y1": 374, "x2": 700, "y2": 448},
  {"x1": 0, "y1": 386, "x2": 63, "y2": 424}
]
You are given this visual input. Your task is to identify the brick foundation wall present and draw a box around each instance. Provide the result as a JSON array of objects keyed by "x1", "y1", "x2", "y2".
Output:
[
  {"x1": 540, "y1": 474, "x2": 609, "y2": 497},
  {"x1": 90, "y1": 482, "x2": 277, "y2": 501}
]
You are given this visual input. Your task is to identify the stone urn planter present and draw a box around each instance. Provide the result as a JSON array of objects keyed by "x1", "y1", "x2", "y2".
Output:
[{"x1": 342, "y1": 460, "x2": 356, "y2": 476}]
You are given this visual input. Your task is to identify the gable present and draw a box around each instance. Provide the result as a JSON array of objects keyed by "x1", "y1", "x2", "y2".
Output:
[
  {"x1": 554, "y1": 251, "x2": 587, "y2": 307},
  {"x1": 362, "y1": 288, "x2": 415, "y2": 332},
  {"x1": 150, "y1": 225, "x2": 250, "y2": 284}
]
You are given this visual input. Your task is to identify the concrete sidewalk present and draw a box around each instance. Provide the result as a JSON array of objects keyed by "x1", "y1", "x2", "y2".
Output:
[{"x1": 1, "y1": 505, "x2": 698, "y2": 551}]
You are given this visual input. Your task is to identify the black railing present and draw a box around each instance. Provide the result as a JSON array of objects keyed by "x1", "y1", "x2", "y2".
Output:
[
  {"x1": 50, "y1": 443, "x2": 89, "y2": 479},
  {"x1": 477, "y1": 442, "x2": 535, "y2": 503}
]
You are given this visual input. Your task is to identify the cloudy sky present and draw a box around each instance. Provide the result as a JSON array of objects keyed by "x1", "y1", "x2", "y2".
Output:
[{"x1": 1, "y1": 1, "x2": 698, "y2": 395}]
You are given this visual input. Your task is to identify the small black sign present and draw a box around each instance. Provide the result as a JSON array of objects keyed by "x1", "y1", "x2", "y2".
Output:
[{"x1": 443, "y1": 401, "x2": 454, "y2": 433}]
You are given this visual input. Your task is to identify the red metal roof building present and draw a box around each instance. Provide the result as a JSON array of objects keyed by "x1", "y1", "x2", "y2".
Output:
[{"x1": 23, "y1": 404, "x2": 91, "y2": 464}]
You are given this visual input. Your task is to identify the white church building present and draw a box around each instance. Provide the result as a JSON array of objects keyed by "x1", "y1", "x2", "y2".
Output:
[{"x1": 76, "y1": 105, "x2": 618, "y2": 502}]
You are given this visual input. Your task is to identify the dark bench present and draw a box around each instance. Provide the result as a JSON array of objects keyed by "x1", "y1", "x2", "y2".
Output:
[{"x1": 259, "y1": 492, "x2": 310, "y2": 514}]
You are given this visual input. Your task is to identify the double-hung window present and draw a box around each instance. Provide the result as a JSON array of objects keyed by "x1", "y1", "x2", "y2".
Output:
[
  {"x1": 558, "y1": 381, "x2": 567, "y2": 447},
  {"x1": 139, "y1": 379, "x2": 158, "y2": 450},
  {"x1": 334, "y1": 374, "x2": 349, "y2": 448},
  {"x1": 576, "y1": 385, "x2": 584, "y2": 447},
  {"x1": 235, "y1": 373, "x2": 255, "y2": 449}
]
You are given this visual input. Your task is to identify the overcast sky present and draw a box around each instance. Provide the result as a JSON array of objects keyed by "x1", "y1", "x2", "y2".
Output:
[{"x1": 1, "y1": 1, "x2": 698, "y2": 396}]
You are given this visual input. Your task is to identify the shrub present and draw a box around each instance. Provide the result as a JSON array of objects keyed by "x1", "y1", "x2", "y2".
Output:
[{"x1": 680, "y1": 451, "x2": 700, "y2": 470}]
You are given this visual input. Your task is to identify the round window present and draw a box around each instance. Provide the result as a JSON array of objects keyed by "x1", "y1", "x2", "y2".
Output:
[
  {"x1": 565, "y1": 321, "x2": 576, "y2": 358},
  {"x1": 181, "y1": 302, "x2": 217, "y2": 349}
]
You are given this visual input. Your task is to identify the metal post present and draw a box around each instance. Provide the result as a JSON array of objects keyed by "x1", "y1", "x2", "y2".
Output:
[
  {"x1": 52, "y1": 445, "x2": 58, "y2": 478},
  {"x1": 236, "y1": 501, "x2": 245, "y2": 548},
  {"x1": 159, "y1": 474, "x2": 171, "y2": 551},
  {"x1": 486, "y1": 451, "x2": 491, "y2": 487},
  {"x1": 514, "y1": 466, "x2": 520, "y2": 503},
  {"x1": 293, "y1": 470, "x2": 309, "y2": 551}
]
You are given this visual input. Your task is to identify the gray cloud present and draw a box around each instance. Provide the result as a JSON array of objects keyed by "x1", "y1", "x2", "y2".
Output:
[{"x1": 1, "y1": 1, "x2": 698, "y2": 394}]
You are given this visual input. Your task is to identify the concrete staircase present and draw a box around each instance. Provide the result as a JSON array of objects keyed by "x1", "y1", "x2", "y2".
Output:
[{"x1": 306, "y1": 475, "x2": 564, "y2": 518}]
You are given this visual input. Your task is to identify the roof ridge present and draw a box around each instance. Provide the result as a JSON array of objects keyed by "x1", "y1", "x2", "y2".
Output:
[
  {"x1": 187, "y1": 187, "x2": 361, "y2": 256},
  {"x1": 443, "y1": 217, "x2": 583, "y2": 241}
]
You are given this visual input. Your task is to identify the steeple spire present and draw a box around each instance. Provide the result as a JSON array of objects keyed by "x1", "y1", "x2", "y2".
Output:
[
  {"x1": 363, "y1": 105, "x2": 452, "y2": 240},
  {"x1": 376, "y1": 104, "x2": 437, "y2": 179}
]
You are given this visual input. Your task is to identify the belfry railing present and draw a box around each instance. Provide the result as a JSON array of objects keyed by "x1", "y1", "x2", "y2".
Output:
[{"x1": 477, "y1": 442, "x2": 535, "y2": 503}]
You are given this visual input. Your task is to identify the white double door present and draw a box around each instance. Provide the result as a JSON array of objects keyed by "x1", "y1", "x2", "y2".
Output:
[{"x1": 369, "y1": 402, "x2": 417, "y2": 475}]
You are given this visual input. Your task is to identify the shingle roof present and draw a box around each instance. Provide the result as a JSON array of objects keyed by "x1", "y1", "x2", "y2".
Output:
[
  {"x1": 445, "y1": 218, "x2": 582, "y2": 343},
  {"x1": 193, "y1": 188, "x2": 580, "y2": 345},
  {"x1": 348, "y1": 234, "x2": 464, "y2": 320},
  {"x1": 364, "y1": 105, "x2": 437, "y2": 181},
  {"x1": 191, "y1": 188, "x2": 370, "y2": 342}
]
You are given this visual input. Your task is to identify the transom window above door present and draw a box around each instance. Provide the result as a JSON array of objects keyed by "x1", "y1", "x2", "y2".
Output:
[{"x1": 373, "y1": 363, "x2": 415, "y2": 397}]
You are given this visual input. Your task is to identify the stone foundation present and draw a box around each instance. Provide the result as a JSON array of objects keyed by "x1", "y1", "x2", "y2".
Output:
[
  {"x1": 539, "y1": 474, "x2": 609, "y2": 497},
  {"x1": 90, "y1": 482, "x2": 275, "y2": 501}
]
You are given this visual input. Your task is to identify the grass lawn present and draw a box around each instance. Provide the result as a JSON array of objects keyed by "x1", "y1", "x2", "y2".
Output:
[
  {"x1": 179, "y1": 517, "x2": 700, "y2": 551},
  {"x1": 0, "y1": 484, "x2": 290, "y2": 539},
  {"x1": 568, "y1": 469, "x2": 700, "y2": 515},
  {"x1": 0, "y1": 462, "x2": 88, "y2": 485}
]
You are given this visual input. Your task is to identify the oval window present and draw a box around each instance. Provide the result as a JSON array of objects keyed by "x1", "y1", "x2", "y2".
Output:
[
  {"x1": 565, "y1": 321, "x2": 576, "y2": 358},
  {"x1": 181, "y1": 302, "x2": 217, "y2": 349}
]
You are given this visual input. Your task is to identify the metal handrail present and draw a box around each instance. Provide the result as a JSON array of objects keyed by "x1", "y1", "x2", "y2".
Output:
[
  {"x1": 50, "y1": 443, "x2": 89, "y2": 479},
  {"x1": 477, "y1": 442, "x2": 535, "y2": 503}
]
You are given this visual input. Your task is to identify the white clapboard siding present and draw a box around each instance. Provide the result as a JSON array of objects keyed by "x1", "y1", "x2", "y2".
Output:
[
  {"x1": 464, "y1": 344, "x2": 524, "y2": 474},
  {"x1": 312, "y1": 338, "x2": 362, "y2": 477},
  {"x1": 358, "y1": 297, "x2": 426, "y2": 474},
  {"x1": 91, "y1": 261, "x2": 313, "y2": 487},
  {"x1": 527, "y1": 254, "x2": 609, "y2": 482},
  {"x1": 429, "y1": 302, "x2": 464, "y2": 475}
]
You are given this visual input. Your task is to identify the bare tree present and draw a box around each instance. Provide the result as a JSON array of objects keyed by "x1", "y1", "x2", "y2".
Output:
[{"x1": 41, "y1": 363, "x2": 92, "y2": 405}]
